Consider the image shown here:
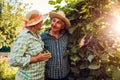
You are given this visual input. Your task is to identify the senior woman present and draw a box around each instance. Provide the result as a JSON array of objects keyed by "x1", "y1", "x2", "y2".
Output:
[{"x1": 8, "y1": 10, "x2": 51, "y2": 80}]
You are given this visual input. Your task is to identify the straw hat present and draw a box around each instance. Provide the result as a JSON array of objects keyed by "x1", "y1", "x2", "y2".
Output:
[
  {"x1": 49, "y1": 11, "x2": 71, "y2": 29},
  {"x1": 25, "y1": 10, "x2": 48, "y2": 26}
]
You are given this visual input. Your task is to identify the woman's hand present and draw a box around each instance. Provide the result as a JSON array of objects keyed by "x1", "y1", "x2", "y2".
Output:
[
  {"x1": 30, "y1": 53, "x2": 51, "y2": 63},
  {"x1": 36, "y1": 53, "x2": 51, "y2": 61}
]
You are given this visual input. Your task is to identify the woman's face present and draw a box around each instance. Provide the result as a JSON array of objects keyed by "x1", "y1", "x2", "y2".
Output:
[
  {"x1": 35, "y1": 20, "x2": 43, "y2": 31},
  {"x1": 51, "y1": 18, "x2": 65, "y2": 32}
]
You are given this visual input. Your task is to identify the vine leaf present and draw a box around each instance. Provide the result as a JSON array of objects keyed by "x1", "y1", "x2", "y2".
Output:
[
  {"x1": 88, "y1": 64, "x2": 100, "y2": 69},
  {"x1": 87, "y1": 55, "x2": 94, "y2": 62}
]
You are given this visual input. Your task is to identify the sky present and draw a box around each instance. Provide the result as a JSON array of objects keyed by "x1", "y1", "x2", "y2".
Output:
[
  {"x1": 17, "y1": 0, "x2": 66, "y2": 14},
  {"x1": 18, "y1": 0, "x2": 54, "y2": 14}
]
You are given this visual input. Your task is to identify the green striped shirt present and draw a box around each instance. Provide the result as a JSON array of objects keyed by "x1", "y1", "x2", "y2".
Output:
[{"x1": 9, "y1": 28, "x2": 45, "y2": 80}]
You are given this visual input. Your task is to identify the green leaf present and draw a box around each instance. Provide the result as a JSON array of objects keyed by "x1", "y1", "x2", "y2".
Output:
[
  {"x1": 87, "y1": 55, "x2": 94, "y2": 62},
  {"x1": 88, "y1": 64, "x2": 100, "y2": 69},
  {"x1": 56, "y1": 0, "x2": 62, "y2": 4},
  {"x1": 49, "y1": 0, "x2": 56, "y2": 5},
  {"x1": 100, "y1": 54, "x2": 109, "y2": 61},
  {"x1": 78, "y1": 52, "x2": 84, "y2": 58},
  {"x1": 64, "y1": 0, "x2": 72, "y2": 3},
  {"x1": 70, "y1": 55, "x2": 80, "y2": 62},
  {"x1": 68, "y1": 25, "x2": 78, "y2": 34},
  {"x1": 54, "y1": 5, "x2": 61, "y2": 9},
  {"x1": 116, "y1": 48, "x2": 120, "y2": 58},
  {"x1": 79, "y1": 63, "x2": 88, "y2": 69},
  {"x1": 112, "y1": 67, "x2": 120, "y2": 80},
  {"x1": 71, "y1": 46, "x2": 77, "y2": 53},
  {"x1": 44, "y1": 19, "x2": 50, "y2": 26},
  {"x1": 71, "y1": 67, "x2": 79, "y2": 74}
]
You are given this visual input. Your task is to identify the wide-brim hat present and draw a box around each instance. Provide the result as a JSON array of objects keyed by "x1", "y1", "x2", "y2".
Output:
[
  {"x1": 49, "y1": 11, "x2": 71, "y2": 29},
  {"x1": 25, "y1": 10, "x2": 48, "y2": 26}
]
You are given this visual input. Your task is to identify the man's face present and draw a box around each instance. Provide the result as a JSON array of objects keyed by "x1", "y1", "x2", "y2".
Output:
[{"x1": 51, "y1": 18, "x2": 65, "y2": 32}]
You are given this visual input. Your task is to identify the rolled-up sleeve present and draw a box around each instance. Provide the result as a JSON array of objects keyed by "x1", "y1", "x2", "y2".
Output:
[{"x1": 8, "y1": 36, "x2": 30, "y2": 67}]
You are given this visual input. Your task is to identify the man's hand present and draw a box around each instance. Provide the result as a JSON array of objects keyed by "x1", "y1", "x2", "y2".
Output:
[{"x1": 79, "y1": 35, "x2": 92, "y2": 48}]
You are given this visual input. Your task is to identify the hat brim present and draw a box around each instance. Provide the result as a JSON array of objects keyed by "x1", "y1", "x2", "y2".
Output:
[
  {"x1": 49, "y1": 12, "x2": 71, "y2": 29},
  {"x1": 27, "y1": 14, "x2": 48, "y2": 26}
]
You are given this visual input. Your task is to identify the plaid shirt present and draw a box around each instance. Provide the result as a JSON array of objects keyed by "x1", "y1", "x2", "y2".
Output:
[
  {"x1": 9, "y1": 28, "x2": 45, "y2": 80},
  {"x1": 41, "y1": 30, "x2": 70, "y2": 79}
]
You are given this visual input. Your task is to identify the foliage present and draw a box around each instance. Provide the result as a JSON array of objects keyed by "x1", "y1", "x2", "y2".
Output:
[
  {"x1": 0, "y1": 56, "x2": 18, "y2": 80},
  {"x1": 0, "y1": 0, "x2": 28, "y2": 49},
  {"x1": 48, "y1": 0, "x2": 120, "y2": 80}
]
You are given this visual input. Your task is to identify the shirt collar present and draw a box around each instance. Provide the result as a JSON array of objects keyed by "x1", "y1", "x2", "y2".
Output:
[
  {"x1": 23, "y1": 28, "x2": 40, "y2": 35},
  {"x1": 46, "y1": 29, "x2": 66, "y2": 38}
]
